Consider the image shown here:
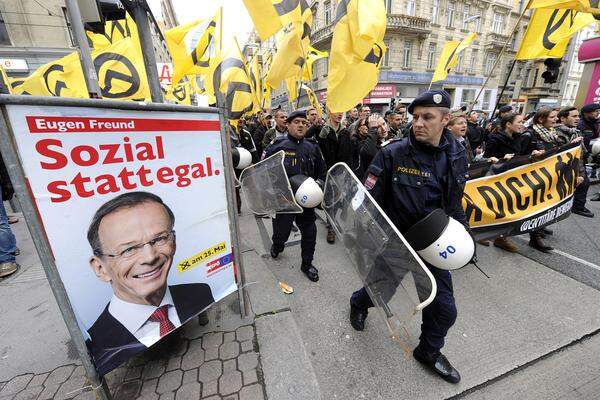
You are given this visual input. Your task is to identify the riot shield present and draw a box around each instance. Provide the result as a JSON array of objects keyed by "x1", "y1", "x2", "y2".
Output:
[
  {"x1": 323, "y1": 163, "x2": 437, "y2": 348},
  {"x1": 239, "y1": 151, "x2": 303, "y2": 216}
]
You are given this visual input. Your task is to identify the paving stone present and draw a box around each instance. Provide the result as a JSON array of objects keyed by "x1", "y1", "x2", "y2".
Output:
[
  {"x1": 166, "y1": 356, "x2": 182, "y2": 372},
  {"x1": 240, "y1": 340, "x2": 253, "y2": 353},
  {"x1": 142, "y1": 359, "x2": 167, "y2": 380},
  {"x1": 168, "y1": 337, "x2": 189, "y2": 357},
  {"x1": 219, "y1": 341, "x2": 240, "y2": 360},
  {"x1": 54, "y1": 374, "x2": 88, "y2": 400},
  {"x1": 181, "y1": 339, "x2": 204, "y2": 370},
  {"x1": 204, "y1": 347, "x2": 219, "y2": 361},
  {"x1": 236, "y1": 326, "x2": 254, "y2": 342},
  {"x1": 136, "y1": 393, "x2": 159, "y2": 400},
  {"x1": 124, "y1": 366, "x2": 143, "y2": 381},
  {"x1": 13, "y1": 385, "x2": 43, "y2": 400},
  {"x1": 46, "y1": 366, "x2": 75, "y2": 386},
  {"x1": 223, "y1": 359, "x2": 237, "y2": 373},
  {"x1": 156, "y1": 370, "x2": 183, "y2": 394},
  {"x1": 106, "y1": 367, "x2": 128, "y2": 389},
  {"x1": 238, "y1": 384, "x2": 264, "y2": 400},
  {"x1": 27, "y1": 373, "x2": 48, "y2": 388},
  {"x1": 243, "y1": 369, "x2": 258, "y2": 386},
  {"x1": 174, "y1": 382, "x2": 200, "y2": 400},
  {"x1": 202, "y1": 380, "x2": 218, "y2": 397},
  {"x1": 181, "y1": 369, "x2": 198, "y2": 385},
  {"x1": 203, "y1": 396, "x2": 220, "y2": 400},
  {"x1": 197, "y1": 360, "x2": 222, "y2": 383},
  {"x1": 222, "y1": 394, "x2": 238, "y2": 400},
  {"x1": 202, "y1": 332, "x2": 223, "y2": 349},
  {"x1": 0, "y1": 374, "x2": 33, "y2": 396},
  {"x1": 237, "y1": 352, "x2": 258, "y2": 372},
  {"x1": 181, "y1": 321, "x2": 207, "y2": 340},
  {"x1": 139, "y1": 378, "x2": 158, "y2": 397},
  {"x1": 113, "y1": 380, "x2": 142, "y2": 400},
  {"x1": 37, "y1": 383, "x2": 60, "y2": 400},
  {"x1": 71, "y1": 366, "x2": 85, "y2": 378},
  {"x1": 72, "y1": 390, "x2": 96, "y2": 400},
  {"x1": 223, "y1": 332, "x2": 235, "y2": 343},
  {"x1": 159, "y1": 391, "x2": 175, "y2": 400},
  {"x1": 218, "y1": 371, "x2": 242, "y2": 396}
]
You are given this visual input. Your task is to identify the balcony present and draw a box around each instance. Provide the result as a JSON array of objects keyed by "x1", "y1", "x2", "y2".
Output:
[
  {"x1": 311, "y1": 24, "x2": 334, "y2": 46},
  {"x1": 386, "y1": 14, "x2": 431, "y2": 35},
  {"x1": 485, "y1": 32, "x2": 511, "y2": 51}
]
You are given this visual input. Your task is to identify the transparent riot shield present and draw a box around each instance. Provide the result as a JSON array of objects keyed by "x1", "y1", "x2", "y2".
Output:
[
  {"x1": 323, "y1": 163, "x2": 437, "y2": 348},
  {"x1": 239, "y1": 151, "x2": 303, "y2": 216}
]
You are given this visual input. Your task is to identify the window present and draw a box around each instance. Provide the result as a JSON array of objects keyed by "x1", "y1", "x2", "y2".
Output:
[
  {"x1": 482, "y1": 90, "x2": 492, "y2": 110},
  {"x1": 383, "y1": 39, "x2": 391, "y2": 67},
  {"x1": 474, "y1": 8, "x2": 482, "y2": 32},
  {"x1": 431, "y1": 0, "x2": 440, "y2": 24},
  {"x1": 485, "y1": 55, "x2": 495, "y2": 75},
  {"x1": 461, "y1": 89, "x2": 476, "y2": 105},
  {"x1": 407, "y1": 0, "x2": 416, "y2": 16},
  {"x1": 403, "y1": 41, "x2": 412, "y2": 68},
  {"x1": 0, "y1": 13, "x2": 9, "y2": 45},
  {"x1": 456, "y1": 52, "x2": 463, "y2": 73},
  {"x1": 447, "y1": 2, "x2": 455, "y2": 28},
  {"x1": 462, "y1": 4, "x2": 470, "y2": 30},
  {"x1": 469, "y1": 50, "x2": 478, "y2": 73},
  {"x1": 427, "y1": 43, "x2": 436, "y2": 69},
  {"x1": 492, "y1": 13, "x2": 505, "y2": 34},
  {"x1": 324, "y1": 0, "x2": 332, "y2": 25}
]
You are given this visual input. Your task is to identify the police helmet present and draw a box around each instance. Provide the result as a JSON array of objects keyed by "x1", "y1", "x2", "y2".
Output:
[
  {"x1": 232, "y1": 147, "x2": 252, "y2": 169},
  {"x1": 404, "y1": 209, "x2": 475, "y2": 271},
  {"x1": 591, "y1": 139, "x2": 600, "y2": 156},
  {"x1": 289, "y1": 174, "x2": 324, "y2": 208}
]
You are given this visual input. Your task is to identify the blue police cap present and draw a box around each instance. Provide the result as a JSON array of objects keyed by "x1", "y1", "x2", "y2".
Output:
[
  {"x1": 407, "y1": 90, "x2": 452, "y2": 114},
  {"x1": 286, "y1": 110, "x2": 307, "y2": 123},
  {"x1": 581, "y1": 103, "x2": 600, "y2": 114}
]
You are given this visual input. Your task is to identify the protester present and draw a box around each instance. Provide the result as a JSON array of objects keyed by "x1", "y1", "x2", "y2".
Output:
[
  {"x1": 345, "y1": 106, "x2": 359, "y2": 128},
  {"x1": 306, "y1": 106, "x2": 324, "y2": 140},
  {"x1": 263, "y1": 110, "x2": 326, "y2": 282},
  {"x1": 262, "y1": 109, "x2": 287, "y2": 150},
  {"x1": 466, "y1": 111, "x2": 486, "y2": 155},
  {"x1": 355, "y1": 114, "x2": 389, "y2": 180},
  {"x1": 350, "y1": 90, "x2": 468, "y2": 384},
  {"x1": 489, "y1": 105, "x2": 513, "y2": 134},
  {"x1": 0, "y1": 156, "x2": 18, "y2": 278},
  {"x1": 447, "y1": 113, "x2": 474, "y2": 161},
  {"x1": 387, "y1": 111, "x2": 403, "y2": 139},
  {"x1": 351, "y1": 117, "x2": 369, "y2": 177},
  {"x1": 578, "y1": 103, "x2": 600, "y2": 180},
  {"x1": 252, "y1": 112, "x2": 271, "y2": 158},
  {"x1": 349, "y1": 105, "x2": 371, "y2": 134}
]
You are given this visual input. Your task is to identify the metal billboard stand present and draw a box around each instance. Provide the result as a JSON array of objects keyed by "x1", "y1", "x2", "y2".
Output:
[{"x1": 0, "y1": 95, "x2": 249, "y2": 398}]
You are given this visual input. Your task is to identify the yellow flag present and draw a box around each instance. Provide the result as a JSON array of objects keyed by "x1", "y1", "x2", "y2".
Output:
[
  {"x1": 301, "y1": 84, "x2": 322, "y2": 118},
  {"x1": 206, "y1": 38, "x2": 256, "y2": 123},
  {"x1": 286, "y1": 77, "x2": 299, "y2": 103},
  {"x1": 0, "y1": 66, "x2": 12, "y2": 94},
  {"x1": 242, "y1": 0, "x2": 312, "y2": 41},
  {"x1": 11, "y1": 51, "x2": 88, "y2": 98},
  {"x1": 302, "y1": 46, "x2": 328, "y2": 81},
  {"x1": 516, "y1": 8, "x2": 595, "y2": 59},
  {"x1": 86, "y1": 13, "x2": 139, "y2": 50},
  {"x1": 165, "y1": 80, "x2": 192, "y2": 105},
  {"x1": 265, "y1": 26, "x2": 306, "y2": 89},
  {"x1": 327, "y1": 0, "x2": 387, "y2": 112},
  {"x1": 249, "y1": 56, "x2": 263, "y2": 111},
  {"x1": 166, "y1": 9, "x2": 221, "y2": 86},
  {"x1": 92, "y1": 37, "x2": 150, "y2": 101},
  {"x1": 261, "y1": 52, "x2": 273, "y2": 109},
  {"x1": 527, "y1": 0, "x2": 594, "y2": 11},
  {"x1": 431, "y1": 33, "x2": 477, "y2": 83}
]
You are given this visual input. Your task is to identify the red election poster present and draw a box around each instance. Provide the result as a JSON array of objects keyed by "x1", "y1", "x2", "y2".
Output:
[{"x1": 4, "y1": 104, "x2": 237, "y2": 375}]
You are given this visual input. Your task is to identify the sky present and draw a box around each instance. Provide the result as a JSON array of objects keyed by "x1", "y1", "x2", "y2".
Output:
[{"x1": 146, "y1": 0, "x2": 254, "y2": 44}]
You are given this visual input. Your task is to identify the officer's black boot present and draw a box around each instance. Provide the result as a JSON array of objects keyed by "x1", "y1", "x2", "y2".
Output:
[
  {"x1": 301, "y1": 261, "x2": 319, "y2": 282},
  {"x1": 413, "y1": 345, "x2": 461, "y2": 384},
  {"x1": 349, "y1": 301, "x2": 368, "y2": 331},
  {"x1": 270, "y1": 243, "x2": 284, "y2": 259}
]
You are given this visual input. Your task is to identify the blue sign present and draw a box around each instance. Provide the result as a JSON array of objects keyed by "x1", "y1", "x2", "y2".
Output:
[{"x1": 381, "y1": 70, "x2": 484, "y2": 86}]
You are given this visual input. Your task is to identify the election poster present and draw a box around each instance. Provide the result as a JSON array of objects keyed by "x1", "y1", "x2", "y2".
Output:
[
  {"x1": 3, "y1": 102, "x2": 238, "y2": 375},
  {"x1": 463, "y1": 143, "x2": 582, "y2": 240}
]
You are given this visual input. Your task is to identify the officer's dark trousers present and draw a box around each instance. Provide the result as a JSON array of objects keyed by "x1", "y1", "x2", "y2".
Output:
[
  {"x1": 272, "y1": 208, "x2": 317, "y2": 263},
  {"x1": 351, "y1": 266, "x2": 456, "y2": 355},
  {"x1": 573, "y1": 170, "x2": 591, "y2": 211}
]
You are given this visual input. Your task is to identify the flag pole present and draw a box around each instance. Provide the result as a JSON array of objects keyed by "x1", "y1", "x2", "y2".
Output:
[
  {"x1": 489, "y1": 58, "x2": 518, "y2": 120},
  {"x1": 468, "y1": 2, "x2": 530, "y2": 114}
]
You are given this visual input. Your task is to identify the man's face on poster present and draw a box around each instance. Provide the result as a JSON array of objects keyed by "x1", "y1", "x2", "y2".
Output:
[{"x1": 90, "y1": 201, "x2": 176, "y2": 306}]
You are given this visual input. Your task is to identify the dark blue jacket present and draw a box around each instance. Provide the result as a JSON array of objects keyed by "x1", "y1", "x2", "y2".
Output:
[
  {"x1": 364, "y1": 129, "x2": 469, "y2": 231},
  {"x1": 263, "y1": 134, "x2": 327, "y2": 181}
]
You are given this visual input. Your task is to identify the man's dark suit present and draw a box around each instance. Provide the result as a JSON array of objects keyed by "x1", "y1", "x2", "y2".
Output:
[{"x1": 86, "y1": 283, "x2": 214, "y2": 376}]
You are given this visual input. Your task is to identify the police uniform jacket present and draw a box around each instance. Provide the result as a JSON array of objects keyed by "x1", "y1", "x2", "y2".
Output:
[
  {"x1": 365, "y1": 129, "x2": 469, "y2": 231},
  {"x1": 263, "y1": 134, "x2": 327, "y2": 182}
]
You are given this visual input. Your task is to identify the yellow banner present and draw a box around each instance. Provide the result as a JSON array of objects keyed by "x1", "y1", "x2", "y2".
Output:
[{"x1": 463, "y1": 145, "x2": 581, "y2": 229}]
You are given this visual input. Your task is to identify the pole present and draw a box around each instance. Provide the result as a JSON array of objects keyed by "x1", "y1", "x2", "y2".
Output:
[
  {"x1": 469, "y1": 5, "x2": 529, "y2": 114},
  {"x1": 0, "y1": 110, "x2": 111, "y2": 400},
  {"x1": 65, "y1": 0, "x2": 102, "y2": 98},
  {"x1": 490, "y1": 58, "x2": 518, "y2": 119},
  {"x1": 131, "y1": 1, "x2": 163, "y2": 103}
]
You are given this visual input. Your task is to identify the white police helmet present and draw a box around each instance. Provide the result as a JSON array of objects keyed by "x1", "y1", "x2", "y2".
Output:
[
  {"x1": 289, "y1": 174, "x2": 324, "y2": 208},
  {"x1": 591, "y1": 139, "x2": 600, "y2": 156},
  {"x1": 404, "y1": 209, "x2": 475, "y2": 271},
  {"x1": 232, "y1": 147, "x2": 252, "y2": 169}
]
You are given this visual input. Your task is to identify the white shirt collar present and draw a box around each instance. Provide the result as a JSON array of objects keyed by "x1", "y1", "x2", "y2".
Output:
[{"x1": 108, "y1": 287, "x2": 176, "y2": 335}]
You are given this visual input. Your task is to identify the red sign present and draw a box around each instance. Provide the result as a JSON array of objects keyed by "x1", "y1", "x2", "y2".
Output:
[
  {"x1": 317, "y1": 90, "x2": 327, "y2": 102},
  {"x1": 369, "y1": 84, "x2": 395, "y2": 98}
]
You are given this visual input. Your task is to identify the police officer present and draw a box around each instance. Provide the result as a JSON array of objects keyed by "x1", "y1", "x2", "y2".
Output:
[
  {"x1": 349, "y1": 90, "x2": 468, "y2": 384},
  {"x1": 263, "y1": 110, "x2": 327, "y2": 282}
]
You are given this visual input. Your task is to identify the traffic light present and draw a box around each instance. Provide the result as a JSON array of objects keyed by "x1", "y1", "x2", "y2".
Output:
[{"x1": 541, "y1": 58, "x2": 561, "y2": 84}]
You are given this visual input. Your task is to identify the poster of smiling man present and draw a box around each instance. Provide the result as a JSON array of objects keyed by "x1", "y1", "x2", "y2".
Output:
[{"x1": 2, "y1": 100, "x2": 238, "y2": 376}]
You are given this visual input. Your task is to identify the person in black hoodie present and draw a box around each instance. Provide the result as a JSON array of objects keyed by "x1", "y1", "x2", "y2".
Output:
[
  {"x1": 355, "y1": 114, "x2": 389, "y2": 180},
  {"x1": 466, "y1": 111, "x2": 486, "y2": 155},
  {"x1": 578, "y1": 103, "x2": 600, "y2": 179}
]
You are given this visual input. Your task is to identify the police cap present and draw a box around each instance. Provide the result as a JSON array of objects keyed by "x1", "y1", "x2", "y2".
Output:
[
  {"x1": 581, "y1": 103, "x2": 600, "y2": 114},
  {"x1": 498, "y1": 105, "x2": 513, "y2": 113},
  {"x1": 286, "y1": 110, "x2": 307, "y2": 123},
  {"x1": 407, "y1": 90, "x2": 452, "y2": 114}
]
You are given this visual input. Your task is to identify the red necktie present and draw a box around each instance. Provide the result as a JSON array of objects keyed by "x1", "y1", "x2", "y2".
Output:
[{"x1": 148, "y1": 305, "x2": 176, "y2": 338}]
